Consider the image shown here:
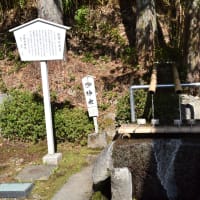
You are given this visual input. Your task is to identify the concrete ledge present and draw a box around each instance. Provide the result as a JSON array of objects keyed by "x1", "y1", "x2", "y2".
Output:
[
  {"x1": 0, "y1": 183, "x2": 33, "y2": 198},
  {"x1": 43, "y1": 153, "x2": 62, "y2": 165},
  {"x1": 118, "y1": 124, "x2": 200, "y2": 135}
]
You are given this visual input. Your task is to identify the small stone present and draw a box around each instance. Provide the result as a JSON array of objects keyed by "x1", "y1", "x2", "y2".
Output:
[
  {"x1": 88, "y1": 132, "x2": 107, "y2": 149},
  {"x1": 16, "y1": 158, "x2": 24, "y2": 165},
  {"x1": 16, "y1": 165, "x2": 56, "y2": 181}
]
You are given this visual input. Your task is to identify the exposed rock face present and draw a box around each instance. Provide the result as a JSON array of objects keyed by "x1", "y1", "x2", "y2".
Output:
[
  {"x1": 92, "y1": 142, "x2": 114, "y2": 185},
  {"x1": 112, "y1": 138, "x2": 200, "y2": 200}
]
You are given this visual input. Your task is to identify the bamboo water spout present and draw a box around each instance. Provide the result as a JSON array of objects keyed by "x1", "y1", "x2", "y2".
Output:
[
  {"x1": 172, "y1": 65, "x2": 182, "y2": 94},
  {"x1": 149, "y1": 66, "x2": 157, "y2": 94},
  {"x1": 172, "y1": 64, "x2": 182, "y2": 126},
  {"x1": 130, "y1": 83, "x2": 200, "y2": 123},
  {"x1": 149, "y1": 66, "x2": 159, "y2": 125}
]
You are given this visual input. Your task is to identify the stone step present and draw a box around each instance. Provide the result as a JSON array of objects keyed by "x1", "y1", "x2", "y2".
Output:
[{"x1": 0, "y1": 183, "x2": 33, "y2": 198}]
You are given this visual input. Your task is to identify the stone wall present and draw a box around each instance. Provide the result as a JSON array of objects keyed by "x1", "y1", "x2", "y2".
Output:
[{"x1": 112, "y1": 138, "x2": 200, "y2": 200}]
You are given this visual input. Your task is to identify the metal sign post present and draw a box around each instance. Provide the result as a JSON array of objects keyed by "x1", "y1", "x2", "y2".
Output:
[
  {"x1": 9, "y1": 18, "x2": 70, "y2": 165},
  {"x1": 82, "y1": 75, "x2": 99, "y2": 133}
]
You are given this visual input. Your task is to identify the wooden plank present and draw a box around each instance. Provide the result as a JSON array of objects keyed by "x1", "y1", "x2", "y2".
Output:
[{"x1": 118, "y1": 124, "x2": 200, "y2": 134}]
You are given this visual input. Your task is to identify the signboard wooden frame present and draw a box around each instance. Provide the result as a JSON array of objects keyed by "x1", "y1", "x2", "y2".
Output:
[{"x1": 9, "y1": 18, "x2": 70, "y2": 61}]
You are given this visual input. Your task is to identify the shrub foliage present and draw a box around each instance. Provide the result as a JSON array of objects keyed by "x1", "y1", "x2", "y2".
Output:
[
  {"x1": 0, "y1": 90, "x2": 45, "y2": 142},
  {"x1": 55, "y1": 107, "x2": 93, "y2": 144},
  {"x1": 0, "y1": 90, "x2": 93, "y2": 144},
  {"x1": 116, "y1": 90, "x2": 148, "y2": 124},
  {"x1": 116, "y1": 93, "x2": 131, "y2": 124}
]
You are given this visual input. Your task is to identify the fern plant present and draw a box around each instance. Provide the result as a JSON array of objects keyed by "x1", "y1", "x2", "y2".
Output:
[
  {"x1": 74, "y1": 6, "x2": 92, "y2": 37},
  {"x1": 19, "y1": 0, "x2": 25, "y2": 9}
]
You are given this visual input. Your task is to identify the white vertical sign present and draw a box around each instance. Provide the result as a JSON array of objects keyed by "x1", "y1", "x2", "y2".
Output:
[
  {"x1": 82, "y1": 76, "x2": 99, "y2": 117},
  {"x1": 82, "y1": 75, "x2": 99, "y2": 133}
]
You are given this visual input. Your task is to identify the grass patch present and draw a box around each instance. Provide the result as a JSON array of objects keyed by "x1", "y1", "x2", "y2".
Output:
[
  {"x1": 0, "y1": 137, "x2": 100, "y2": 199},
  {"x1": 31, "y1": 143, "x2": 100, "y2": 200},
  {"x1": 91, "y1": 191, "x2": 108, "y2": 200}
]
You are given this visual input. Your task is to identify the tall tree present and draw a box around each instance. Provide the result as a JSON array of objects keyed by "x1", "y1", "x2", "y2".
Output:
[
  {"x1": 135, "y1": 0, "x2": 157, "y2": 71},
  {"x1": 184, "y1": 0, "x2": 200, "y2": 84},
  {"x1": 37, "y1": 0, "x2": 64, "y2": 24}
]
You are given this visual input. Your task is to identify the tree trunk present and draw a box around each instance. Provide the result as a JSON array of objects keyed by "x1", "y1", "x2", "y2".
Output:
[
  {"x1": 37, "y1": 0, "x2": 63, "y2": 24},
  {"x1": 37, "y1": 0, "x2": 65, "y2": 71},
  {"x1": 135, "y1": 0, "x2": 157, "y2": 70},
  {"x1": 184, "y1": 0, "x2": 200, "y2": 84}
]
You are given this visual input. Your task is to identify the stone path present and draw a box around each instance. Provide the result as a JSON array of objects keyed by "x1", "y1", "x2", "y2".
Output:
[
  {"x1": 52, "y1": 165, "x2": 93, "y2": 200},
  {"x1": 2, "y1": 154, "x2": 97, "y2": 200},
  {"x1": 16, "y1": 165, "x2": 56, "y2": 182},
  {"x1": 0, "y1": 163, "x2": 94, "y2": 200}
]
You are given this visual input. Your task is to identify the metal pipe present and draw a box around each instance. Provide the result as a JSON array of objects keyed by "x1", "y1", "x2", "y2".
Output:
[
  {"x1": 130, "y1": 82, "x2": 200, "y2": 122},
  {"x1": 130, "y1": 87, "x2": 135, "y2": 122},
  {"x1": 178, "y1": 94, "x2": 182, "y2": 124}
]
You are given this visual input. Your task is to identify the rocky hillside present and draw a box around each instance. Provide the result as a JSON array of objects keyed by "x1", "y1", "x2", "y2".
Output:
[{"x1": 0, "y1": 3, "x2": 140, "y2": 122}]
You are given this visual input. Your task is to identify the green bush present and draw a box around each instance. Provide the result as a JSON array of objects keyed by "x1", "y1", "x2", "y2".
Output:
[
  {"x1": 74, "y1": 6, "x2": 91, "y2": 36},
  {"x1": 0, "y1": 90, "x2": 94, "y2": 144},
  {"x1": 134, "y1": 89, "x2": 148, "y2": 118},
  {"x1": 116, "y1": 93, "x2": 131, "y2": 124},
  {"x1": 0, "y1": 90, "x2": 45, "y2": 142},
  {"x1": 116, "y1": 89, "x2": 180, "y2": 125},
  {"x1": 116, "y1": 90, "x2": 148, "y2": 124},
  {"x1": 54, "y1": 107, "x2": 93, "y2": 144}
]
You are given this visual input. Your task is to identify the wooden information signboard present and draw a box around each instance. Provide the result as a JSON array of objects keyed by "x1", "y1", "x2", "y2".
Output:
[
  {"x1": 10, "y1": 18, "x2": 70, "y2": 61},
  {"x1": 10, "y1": 18, "x2": 70, "y2": 162}
]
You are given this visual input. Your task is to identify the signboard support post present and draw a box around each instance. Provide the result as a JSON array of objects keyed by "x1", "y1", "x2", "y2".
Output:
[
  {"x1": 40, "y1": 61, "x2": 55, "y2": 155},
  {"x1": 93, "y1": 116, "x2": 98, "y2": 133}
]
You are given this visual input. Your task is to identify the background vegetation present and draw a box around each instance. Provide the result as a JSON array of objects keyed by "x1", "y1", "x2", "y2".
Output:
[
  {"x1": 0, "y1": 0, "x2": 199, "y2": 139},
  {"x1": 0, "y1": 1, "x2": 199, "y2": 199}
]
